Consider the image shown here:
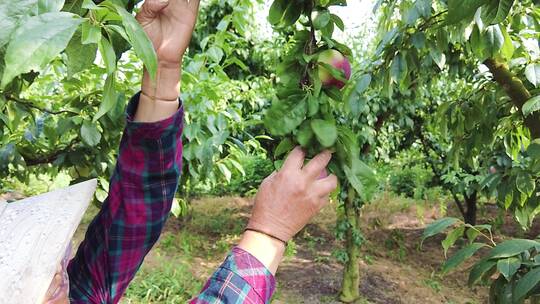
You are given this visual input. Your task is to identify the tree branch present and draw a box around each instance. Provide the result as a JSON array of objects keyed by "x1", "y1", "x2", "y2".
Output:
[
  {"x1": 20, "y1": 139, "x2": 79, "y2": 166},
  {"x1": 483, "y1": 58, "x2": 540, "y2": 138},
  {"x1": 5, "y1": 95, "x2": 79, "y2": 115},
  {"x1": 361, "y1": 111, "x2": 391, "y2": 155},
  {"x1": 451, "y1": 191, "x2": 467, "y2": 220}
]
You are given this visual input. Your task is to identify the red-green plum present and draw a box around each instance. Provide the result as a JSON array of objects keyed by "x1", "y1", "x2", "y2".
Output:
[{"x1": 317, "y1": 49, "x2": 351, "y2": 89}]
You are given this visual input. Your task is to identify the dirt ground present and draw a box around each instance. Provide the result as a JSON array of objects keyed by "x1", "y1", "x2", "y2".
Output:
[{"x1": 138, "y1": 195, "x2": 493, "y2": 304}]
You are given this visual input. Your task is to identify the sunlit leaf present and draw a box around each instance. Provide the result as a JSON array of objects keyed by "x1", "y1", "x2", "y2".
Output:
[
  {"x1": 113, "y1": 3, "x2": 158, "y2": 81},
  {"x1": 1, "y1": 12, "x2": 82, "y2": 87}
]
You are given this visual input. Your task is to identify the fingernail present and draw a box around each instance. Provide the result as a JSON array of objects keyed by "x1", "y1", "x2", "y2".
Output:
[
  {"x1": 318, "y1": 168, "x2": 328, "y2": 180},
  {"x1": 159, "y1": 0, "x2": 169, "y2": 3}
]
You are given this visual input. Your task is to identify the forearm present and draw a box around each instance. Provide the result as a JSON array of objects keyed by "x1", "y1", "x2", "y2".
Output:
[
  {"x1": 136, "y1": 62, "x2": 182, "y2": 122},
  {"x1": 238, "y1": 230, "x2": 285, "y2": 275}
]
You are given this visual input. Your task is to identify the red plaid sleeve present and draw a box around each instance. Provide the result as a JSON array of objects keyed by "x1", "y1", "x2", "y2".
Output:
[
  {"x1": 67, "y1": 92, "x2": 184, "y2": 303},
  {"x1": 190, "y1": 247, "x2": 276, "y2": 304}
]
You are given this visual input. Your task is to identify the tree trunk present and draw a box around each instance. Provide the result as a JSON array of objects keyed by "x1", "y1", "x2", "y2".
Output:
[
  {"x1": 464, "y1": 191, "x2": 477, "y2": 226},
  {"x1": 340, "y1": 187, "x2": 362, "y2": 303},
  {"x1": 484, "y1": 58, "x2": 540, "y2": 138}
]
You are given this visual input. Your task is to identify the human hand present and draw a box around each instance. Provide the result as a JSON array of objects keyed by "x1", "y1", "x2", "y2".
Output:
[
  {"x1": 43, "y1": 269, "x2": 69, "y2": 304},
  {"x1": 136, "y1": 0, "x2": 200, "y2": 65},
  {"x1": 136, "y1": 0, "x2": 200, "y2": 102},
  {"x1": 246, "y1": 147, "x2": 338, "y2": 243},
  {"x1": 43, "y1": 245, "x2": 71, "y2": 304}
]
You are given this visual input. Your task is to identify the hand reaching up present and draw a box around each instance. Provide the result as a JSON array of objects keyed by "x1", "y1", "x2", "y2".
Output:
[{"x1": 136, "y1": 0, "x2": 200, "y2": 65}]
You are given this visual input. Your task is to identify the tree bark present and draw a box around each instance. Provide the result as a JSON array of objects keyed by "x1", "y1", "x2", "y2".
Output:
[
  {"x1": 340, "y1": 187, "x2": 362, "y2": 303},
  {"x1": 483, "y1": 58, "x2": 540, "y2": 138},
  {"x1": 463, "y1": 191, "x2": 477, "y2": 226}
]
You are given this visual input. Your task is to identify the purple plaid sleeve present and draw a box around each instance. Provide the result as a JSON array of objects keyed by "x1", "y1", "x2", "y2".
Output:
[
  {"x1": 67, "y1": 92, "x2": 184, "y2": 303},
  {"x1": 190, "y1": 247, "x2": 276, "y2": 304},
  {"x1": 67, "y1": 93, "x2": 276, "y2": 304}
]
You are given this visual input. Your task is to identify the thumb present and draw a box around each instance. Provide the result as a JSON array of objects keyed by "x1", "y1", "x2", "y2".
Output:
[{"x1": 136, "y1": 0, "x2": 169, "y2": 23}]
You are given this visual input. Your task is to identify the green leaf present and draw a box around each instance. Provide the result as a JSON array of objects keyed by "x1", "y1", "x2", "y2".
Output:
[
  {"x1": 217, "y1": 163, "x2": 232, "y2": 182},
  {"x1": 343, "y1": 159, "x2": 377, "y2": 201},
  {"x1": 264, "y1": 97, "x2": 307, "y2": 136},
  {"x1": 81, "y1": 21, "x2": 102, "y2": 44},
  {"x1": 411, "y1": 32, "x2": 426, "y2": 49},
  {"x1": 415, "y1": 0, "x2": 431, "y2": 18},
  {"x1": 487, "y1": 239, "x2": 539, "y2": 259},
  {"x1": 81, "y1": 0, "x2": 99, "y2": 9},
  {"x1": 497, "y1": 257, "x2": 521, "y2": 281},
  {"x1": 525, "y1": 64, "x2": 540, "y2": 88},
  {"x1": 390, "y1": 52, "x2": 407, "y2": 84},
  {"x1": 514, "y1": 267, "x2": 540, "y2": 300},
  {"x1": 422, "y1": 217, "x2": 460, "y2": 242},
  {"x1": 297, "y1": 121, "x2": 314, "y2": 147},
  {"x1": 490, "y1": 0, "x2": 515, "y2": 24},
  {"x1": 468, "y1": 259, "x2": 497, "y2": 286},
  {"x1": 430, "y1": 48, "x2": 446, "y2": 70},
  {"x1": 516, "y1": 172, "x2": 535, "y2": 197},
  {"x1": 307, "y1": 94, "x2": 320, "y2": 116},
  {"x1": 207, "y1": 46, "x2": 224, "y2": 63},
  {"x1": 313, "y1": 10, "x2": 331, "y2": 29},
  {"x1": 470, "y1": 25, "x2": 486, "y2": 60},
  {"x1": 1, "y1": 12, "x2": 82, "y2": 88},
  {"x1": 98, "y1": 37, "x2": 116, "y2": 74},
  {"x1": 355, "y1": 74, "x2": 371, "y2": 94},
  {"x1": 38, "y1": 0, "x2": 65, "y2": 13},
  {"x1": 442, "y1": 226, "x2": 465, "y2": 258},
  {"x1": 268, "y1": 0, "x2": 287, "y2": 24},
  {"x1": 268, "y1": 0, "x2": 302, "y2": 26},
  {"x1": 0, "y1": 1, "x2": 38, "y2": 49},
  {"x1": 65, "y1": 28, "x2": 97, "y2": 77},
  {"x1": 275, "y1": 138, "x2": 294, "y2": 157},
  {"x1": 484, "y1": 25, "x2": 505, "y2": 57},
  {"x1": 170, "y1": 198, "x2": 182, "y2": 217},
  {"x1": 93, "y1": 74, "x2": 117, "y2": 122},
  {"x1": 113, "y1": 3, "x2": 158, "y2": 81},
  {"x1": 499, "y1": 26, "x2": 514, "y2": 60},
  {"x1": 523, "y1": 96, "x2": 540, "y2": 117},
  {"x1": 330, "y1": 14, "x2": 345, "y2": 31},
  {"x1": 527, "y1": 139, "x2": 540, "y2": 158},
  {"x1": 446, "y1": 0, "x2": 487, "y2": 25},
  {"x1": 106, "y1": 24, "x2": 130, "y2": 43},
  {"x1": 311, "y1": 119, "x2": 337, "y2": 147},
  {"x1": 442, "y1": 243, "x2": 485, "y2": 274},
  {"x1": 80, "y1": 121, "x2": 101, "y2": 146}
]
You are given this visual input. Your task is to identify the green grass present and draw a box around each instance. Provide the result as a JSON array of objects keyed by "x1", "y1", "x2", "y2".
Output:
[
  {"x1": 123, "y1": 257, "x2": 203, "y2": 303},
  {"x1": 122, "y1": 198, "x2": 248, "y2": 303}
]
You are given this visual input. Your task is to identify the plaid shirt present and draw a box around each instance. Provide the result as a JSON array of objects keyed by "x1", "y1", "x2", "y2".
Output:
[{"x1": 67, "y1": 93, "x2": 275, "y2": 303}]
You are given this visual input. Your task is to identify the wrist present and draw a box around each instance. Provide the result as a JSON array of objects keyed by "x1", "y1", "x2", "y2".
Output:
[
  {"x1": 237, "y1": 230, "x2": 286, "y2": 275},
  {"x1": 141, "y1": 61, "x2": 182, "y2": 101}
]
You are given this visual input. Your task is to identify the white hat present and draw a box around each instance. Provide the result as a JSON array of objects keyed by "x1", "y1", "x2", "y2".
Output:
[{"x1": 0, "y1": 179, "x2": 96, "y2": 304}]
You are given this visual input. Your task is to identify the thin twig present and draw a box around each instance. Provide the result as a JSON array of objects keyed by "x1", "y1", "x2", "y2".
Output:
[{"x1": 5, "y1": 95, "x2": 79, "y2": 115}]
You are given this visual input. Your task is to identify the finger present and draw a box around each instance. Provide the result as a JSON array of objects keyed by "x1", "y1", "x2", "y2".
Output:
[
  {"x1": 136, "y1": 0, "x2": 170, "y2": 22},
  {"x1": 314, "y1": 174, "x2": 338, "y2": 198},
  {"x1": 45, "y1": 285, "x2": 69, "y2": 304},
  {"x1": 281, "y1": 146, "x2": 305, "y2": 172},
  {"x1": 188, "y1": 0, "x2": 200, "y2": 13},
  {"x1": 317, "y1": 195, "x2": 331, "y2": 210},
  {"x1": 260, "y1": 171, "x2": 277, "y2": 186},
  {"x1": 303, "y1": 150, "x2": 332, "y2": 180},
  {"x1": 45, "y1": 273, "x2": 62, "y2": 298}
]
